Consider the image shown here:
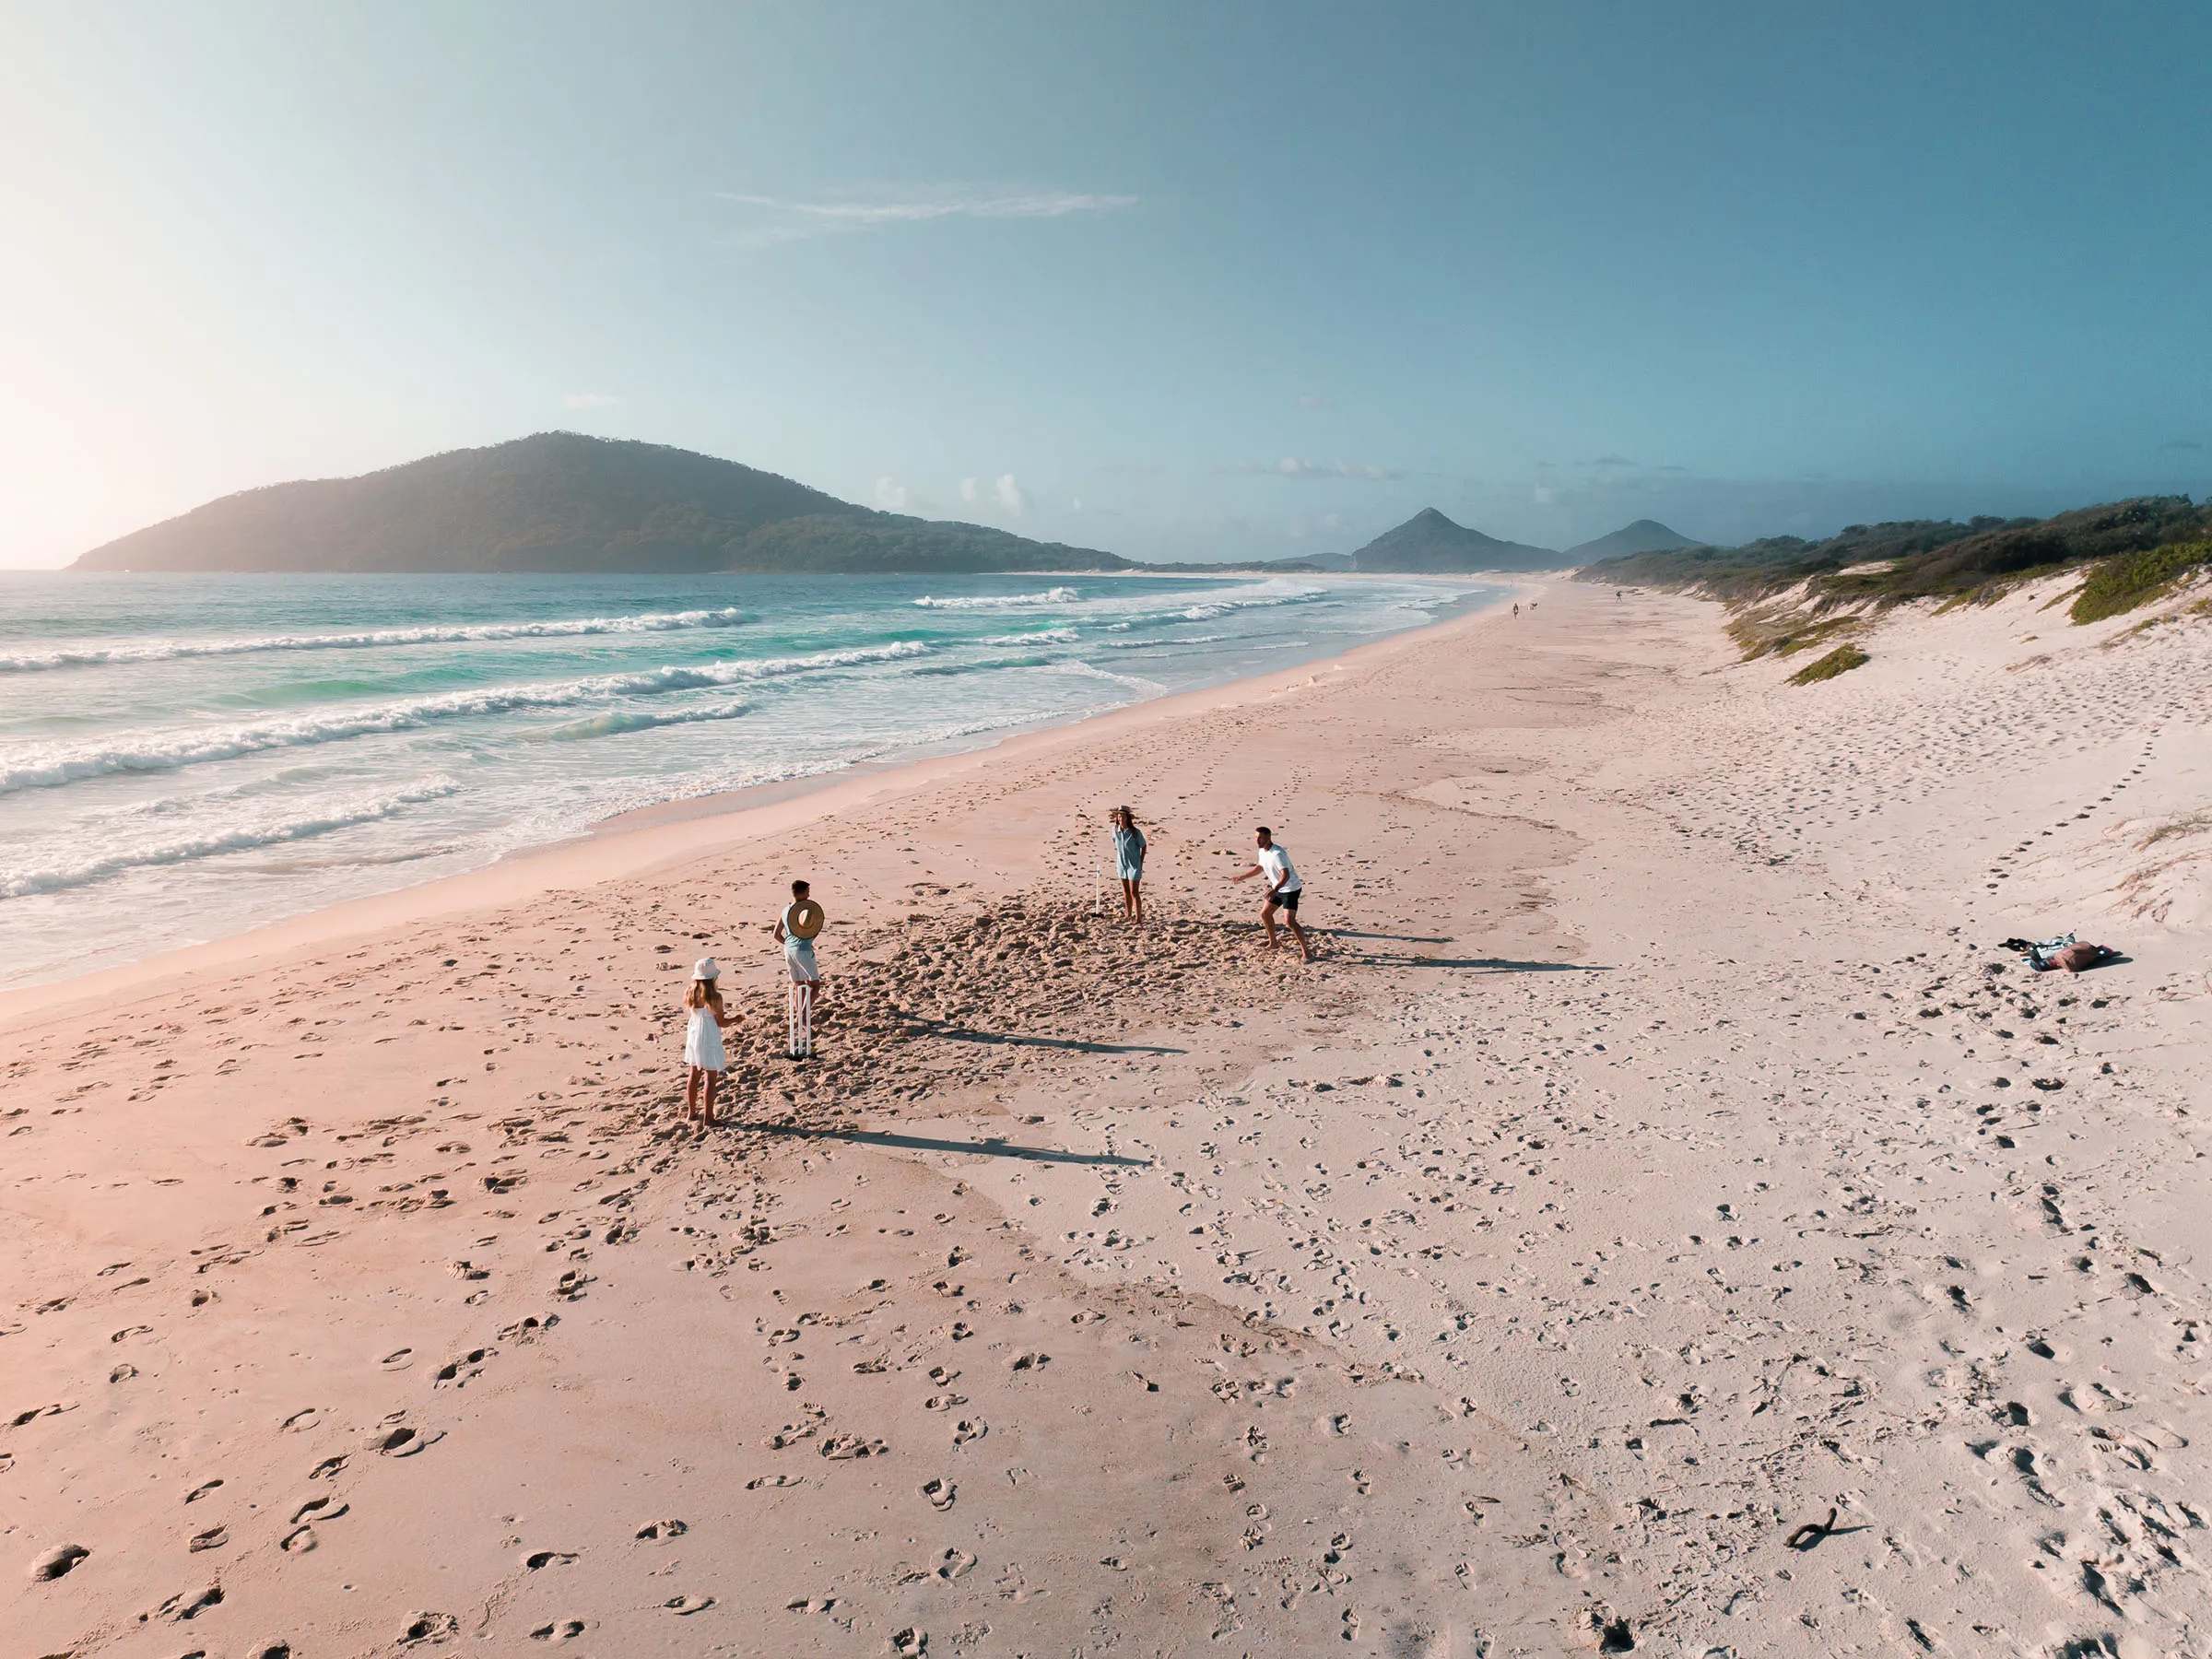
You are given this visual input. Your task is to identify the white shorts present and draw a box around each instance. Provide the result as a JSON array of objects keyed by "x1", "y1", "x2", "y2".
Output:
[{"x1": 783, "y1": 937, "x2": 819, "y2": 983}]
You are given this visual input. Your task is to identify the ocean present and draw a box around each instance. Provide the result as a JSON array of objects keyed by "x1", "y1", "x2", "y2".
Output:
[{"x1": 0, "y1": 570, "x2": 1493, "y2": 986}]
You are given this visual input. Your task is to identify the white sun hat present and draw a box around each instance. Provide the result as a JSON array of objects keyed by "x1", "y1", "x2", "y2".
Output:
[{"x1": 693, "y1": 958, "x2": 719, "y2": 979}]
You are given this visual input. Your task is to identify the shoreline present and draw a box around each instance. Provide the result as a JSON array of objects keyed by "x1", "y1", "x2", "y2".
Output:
[
  {"x1": 0, "y1": 576, "x2": 1527, "y2": 1030},
  {"x1": 588, "y1": 573, "x2": 1510, "y2": 839}
]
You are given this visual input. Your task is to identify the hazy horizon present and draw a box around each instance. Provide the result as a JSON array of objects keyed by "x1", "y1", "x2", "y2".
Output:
[{"x1": 4, "y1": 2, "x2": 2207, "y2": 570}]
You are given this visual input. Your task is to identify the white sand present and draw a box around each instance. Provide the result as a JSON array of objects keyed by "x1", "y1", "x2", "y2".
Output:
[{"x1": 4, "y1": 578, "x2": 2207, "y2": 1657}]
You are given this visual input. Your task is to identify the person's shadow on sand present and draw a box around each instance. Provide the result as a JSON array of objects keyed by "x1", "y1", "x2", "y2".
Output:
[
  {"x1": 756, "y1": 1123, "x2": 1147, "y2": 1168},
  {"x1": 896, "y1": 1015, "x2": 1186, "y2": 1056},
  {"x1": 1331, "y1": 947, "x2": 1614, "y2": 973}
]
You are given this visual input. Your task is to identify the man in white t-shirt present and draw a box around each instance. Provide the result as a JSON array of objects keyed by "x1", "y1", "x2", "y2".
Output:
[{"x1": 1230, "y1": 826, "x2": 1312, "y2": 961}]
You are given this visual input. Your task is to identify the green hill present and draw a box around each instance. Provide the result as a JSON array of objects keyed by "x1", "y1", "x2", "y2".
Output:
[
  {"x1": 1349, "y1": 509, "x2": 1558, "y2": 572},
  {"x1": 1575, "y1": 497, "x2": 2212, "y2": 606},
  {"x1": 1564, "y1": 519, "x2": 1693, "y2": 561},
  {"x1": 72, "y1": 432, "x2": 1133, "y2": 575}
]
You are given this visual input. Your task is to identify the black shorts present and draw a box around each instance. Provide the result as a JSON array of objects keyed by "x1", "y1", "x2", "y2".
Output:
[{"x1": 1267, "y1": 888, "x2": 1301, "y2": 912}]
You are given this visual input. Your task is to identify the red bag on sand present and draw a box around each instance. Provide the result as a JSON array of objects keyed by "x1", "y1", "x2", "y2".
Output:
[{"x1": 2051, "y1": 943, "x2": 2104, "y2": 972}]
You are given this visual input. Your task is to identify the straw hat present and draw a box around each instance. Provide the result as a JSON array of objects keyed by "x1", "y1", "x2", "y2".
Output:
[{"x1": 786, "y1": 898, "x2": 824, "y2": 940}]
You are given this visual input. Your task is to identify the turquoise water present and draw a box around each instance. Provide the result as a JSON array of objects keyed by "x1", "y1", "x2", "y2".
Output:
[{"x1": 0, "y1": 570, "x2": 1492, "y2": 985}]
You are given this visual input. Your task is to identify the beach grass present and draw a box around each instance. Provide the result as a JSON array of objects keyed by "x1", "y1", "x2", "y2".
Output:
[
  {"x1": 1787, "y1": 642, "x2": 1869, "y2": 685},
  {"x1": 2070, "y1": 537, "x2": 2212, "y2": 625}
]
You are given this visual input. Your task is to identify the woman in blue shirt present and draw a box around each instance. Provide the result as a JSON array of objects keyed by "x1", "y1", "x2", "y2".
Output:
[{"x1": 1111, "y1": 806, "x2": 1147, "y2": 924}]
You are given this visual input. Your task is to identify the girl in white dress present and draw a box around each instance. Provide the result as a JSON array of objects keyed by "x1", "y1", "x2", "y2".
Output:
[{"x1": 682, "y1": 959, "x2": 728, "y2": 1124}]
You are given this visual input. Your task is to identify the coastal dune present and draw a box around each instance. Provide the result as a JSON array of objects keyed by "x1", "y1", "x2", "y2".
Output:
[{"x1": 4, "y1": 580, "x2": 2209, "y2": 1656}]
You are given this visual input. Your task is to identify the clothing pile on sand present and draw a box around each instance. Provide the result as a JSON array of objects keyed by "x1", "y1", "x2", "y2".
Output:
[{"x1": 2000, "y1": 933, "x2": 2120, "y2": 973}]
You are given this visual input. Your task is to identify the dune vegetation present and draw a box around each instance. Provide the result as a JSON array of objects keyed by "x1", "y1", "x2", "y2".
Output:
[
  {"x1": 1580, "y1": 496, "x2": 2211, "y2": 611},
  {"x1": 2068, "y1": 536, "x2": 2212, "y2": 624},
  {"x1": 1787, "y1": 642, "x2": 1870, "y2": 685}
]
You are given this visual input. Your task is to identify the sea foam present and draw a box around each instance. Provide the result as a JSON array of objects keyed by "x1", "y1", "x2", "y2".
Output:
[
  {"x1": 0, "y1": 641, "x2": 928, "y2": 794},
  {"x1": 0, "y1": 606, "x2": 750, "y2": 673},
  {"x1": 0, "y1": 777, "x2": 463, "y2": 898},
  {"x1": 911, "y1": 588, "x2": 1078, "y2": 609}
]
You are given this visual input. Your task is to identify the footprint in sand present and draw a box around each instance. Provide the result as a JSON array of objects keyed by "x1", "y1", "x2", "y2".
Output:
[
  {"x1": 920, "y1": 1478, "x2": 957, "y2": 1510},
  {"x1": 400, "y1": 1611, "x2": 459, "y2": 1642},
  {"x1": 663, "y1": 1594, "x2": 714, "y2": 1615},
  {"x1": 786, "y1": 1596, "x2": 839, "y2": 1614},
  {"x1": 634, "y1": 1519, "x2": 688, "y2": 1540},
  {"x1": 950, "y1": 1419, "x2": 987, "y2": 1447},
  {"x1": 157, "y1": 1583, "x2": 224, "y2": 1621},
  {"x1": 934, "y1": 1547, "x2": 977, "y2": 1581},
  {"x1": 29, "y1": 1543, "x2": 90, "y2": 1581},
  {"x1": 281, "y1": 1407, "x2": 321, "y2": 1432},
  {"x1": 374, "y1": 1424, "x2": 444, "y2": 1457},
  {"x1": 188, "y1": 1525, "x2": 228, "y2": 1553},
  {"x1": 747, "y1": 1474, "x2": 804, "y2": 1490},
  {"x1": 433, "y1": 1348, "x2": 492, "y2": 1386},
  {"x1": 530, "y1": 1620, "x2": 587, "y2": 1642},
  {"x1": 890, "y1": 1629, "x2": 927, "y2": 1656},
  {"x1": 185, "y1": 1478, "x2": 224, "y2": 1503},
  {"x1": 524, "y1": 1550, "x2": 578, "y2": 1570}
]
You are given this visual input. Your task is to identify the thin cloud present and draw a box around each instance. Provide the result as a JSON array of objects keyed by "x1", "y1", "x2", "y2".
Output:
[
  {"x1": 959, "y1": 474, "x2": 1025, "y2": 515},
  {"x1": 717, "y1": 185, "x2": 1136, "y2": 247},
  {"x1": 874, "y1": 477, "x2": 911, "y2": 511},
  {"x1": 1295, "y1": 394, "x2": 1331, "y2": 410},
  {"x1": 1220, "y1": 457, "x2": 1404, "y2": 481}
]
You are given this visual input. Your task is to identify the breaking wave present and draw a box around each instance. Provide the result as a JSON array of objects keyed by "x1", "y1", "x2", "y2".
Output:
[
  {"x1": 0, "y1": 641, "x2": 928, "y2": 794},
  {"x1": 0, "y1": 778, "x2": 463, "y2": 898},
  {"x1": 0, "y1": 607, "x2": 752, "y2": 674},
  {"x1": 911, "y1": 587, "x2": 1078, "y2": 609}
]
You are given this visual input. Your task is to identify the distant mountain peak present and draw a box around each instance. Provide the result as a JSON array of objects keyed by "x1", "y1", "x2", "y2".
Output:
[
  {"x1": 1564, "y1": 519, "x2": 1695, "y2": 562},
  {"x1": 1348, "y1": 508, "x2": 1559, "y2": 573}
]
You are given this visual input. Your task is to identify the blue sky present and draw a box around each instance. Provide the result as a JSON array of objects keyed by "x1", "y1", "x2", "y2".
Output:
[{"x1": 3, "y1": 2, "x2": 2206, "y2": 567}]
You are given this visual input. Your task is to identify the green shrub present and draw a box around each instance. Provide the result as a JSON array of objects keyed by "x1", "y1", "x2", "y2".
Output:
[
  {"x1": 1579, "y1": 497, "x2": 2212, "y2": 610},
  {"x1": 2070, "y1": 537, "x2": 2212, "y2": 624},
  {"x1": 1788, "y1": 643, "x2": 1869, "y2": 685}
]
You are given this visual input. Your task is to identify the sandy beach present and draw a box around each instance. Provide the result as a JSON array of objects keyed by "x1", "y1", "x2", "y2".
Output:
[{"x1": 6, "y1": 575, "x2": 2209, "y2": 1657}]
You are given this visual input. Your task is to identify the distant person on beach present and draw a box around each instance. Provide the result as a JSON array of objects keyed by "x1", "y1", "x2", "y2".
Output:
[
  {"x1": 1230, "y1": 827, "x2": 1312, "y2": 961},
  {"x1": 682, "y1": 959, "x2": 727, "y2": 1124},
  {"x1": 1512, "y1": 602, "x2": 1519, "y2": 618},
  {"x1": 773, "y1": 879, "x2": 824, "y2": 1060},
  {"x1": 1111, "y1": 806, "x2": 1147, "y2": 924}
]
